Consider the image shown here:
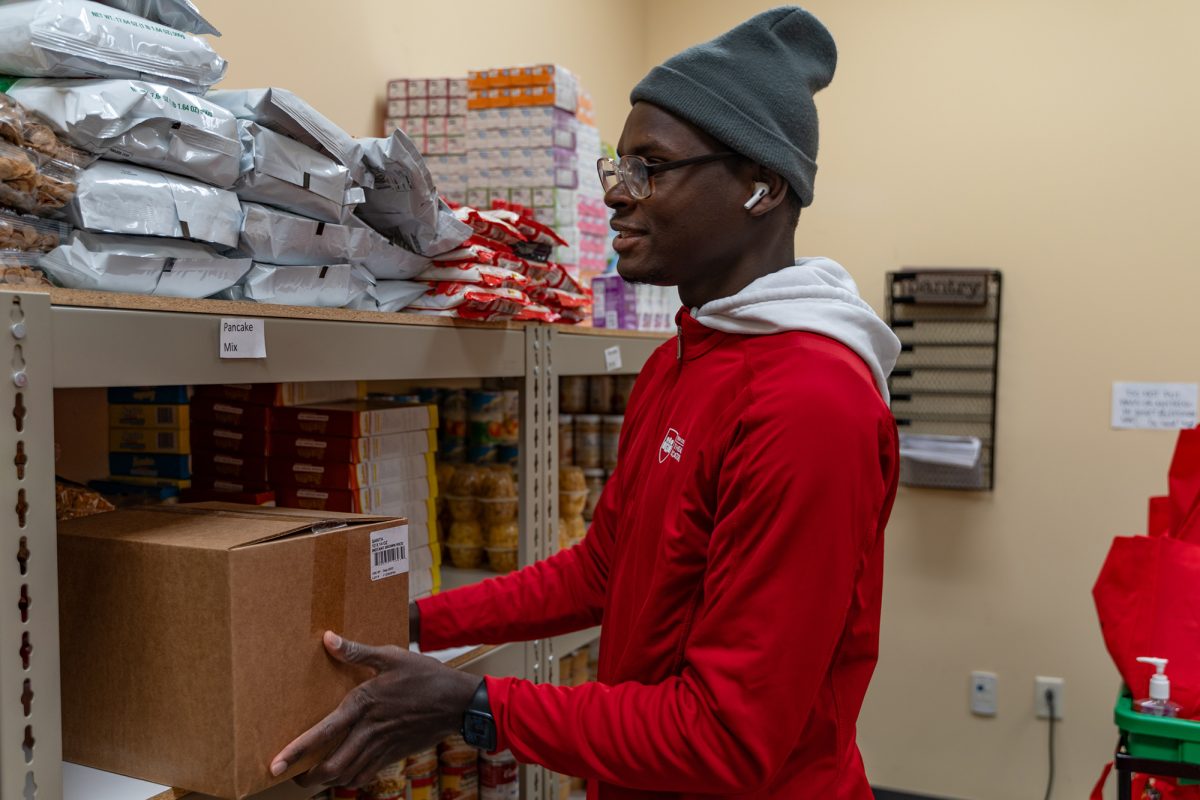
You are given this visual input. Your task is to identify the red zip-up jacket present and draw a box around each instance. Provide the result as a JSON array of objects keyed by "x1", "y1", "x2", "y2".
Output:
[{"x1": 418, "y1": 311, "x2": 899, "y2": 798}]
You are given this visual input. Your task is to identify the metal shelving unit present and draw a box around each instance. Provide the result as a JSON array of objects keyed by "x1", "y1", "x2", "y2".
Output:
[{"x1": 1, "y1": 288, "x2": 665, "y2": 800}]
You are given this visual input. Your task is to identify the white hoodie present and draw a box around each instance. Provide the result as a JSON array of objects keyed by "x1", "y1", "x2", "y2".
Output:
[{"x1": 691, "y1": 258, "x2": 901, "y2": 402}]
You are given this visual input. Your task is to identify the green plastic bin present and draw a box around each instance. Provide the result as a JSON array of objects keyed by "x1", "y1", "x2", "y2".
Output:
[{"x1": 1116, "y1": 690, "x2": 1200, "y2": 783}]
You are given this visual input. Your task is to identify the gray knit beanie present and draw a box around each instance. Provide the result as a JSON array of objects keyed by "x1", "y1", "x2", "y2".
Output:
[{"x1": 630, "y1": 6, "x2": 836, "y2": 208}]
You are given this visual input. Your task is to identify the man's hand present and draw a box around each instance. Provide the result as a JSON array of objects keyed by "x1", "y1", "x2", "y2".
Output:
[{"x1": 269, "y1": 630, "x2": 481, "y2": 789}]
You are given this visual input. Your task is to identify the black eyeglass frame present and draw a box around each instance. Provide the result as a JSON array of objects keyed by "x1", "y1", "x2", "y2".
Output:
[{"x1": 596, "y1": 152, "x2": 738, "y2": 199}]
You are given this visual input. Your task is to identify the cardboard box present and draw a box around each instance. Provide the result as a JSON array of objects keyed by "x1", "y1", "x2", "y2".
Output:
[
  {"x1": 109, "y1": 403, "x2": 190, "y2": 430},
  {"x1": 107, "y1": 385, "x2": 192, "y2": 404},
  {"x1": 59, "y1": 504, "x2": 410, "y2": 798},
  {"x1": 193, "y1": 452, "x2": 271, "y2": 483},
  {"x1": 269, "y1": 452, "x2": 435, "y2": 490},
  {"x1": 192, "y1": 383, "x2": 357, "y2": 408},
  {"x1": 269, "y1": 429, "x2": 435, "y2": 463},
  {"x1": 191, "y1": 425, "x2": 271, "y2": 457},
  {"x1": 110, "y1": 427, "x2": 190, "y2": 454},
  {"x1": 271, "y1": 402, "x2": 436, "y2": 438},
  {"x1": 191, "y1": 397, "x2": 273, "y2": 431},
  {"x1": 109, "y1": 452, "x2": 192, "y2": 479},
  {"x1": 276, "y1": 476, "x2": 435, "y2": 514}
]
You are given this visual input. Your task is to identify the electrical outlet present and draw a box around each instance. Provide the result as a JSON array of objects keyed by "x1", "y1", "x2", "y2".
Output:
[
  {"x1": 1035, "y1": 676, "x2": 1065, "y2": 720},
  {"x1": 970, "y1": 671, "x2": 998, "y2": 716}
]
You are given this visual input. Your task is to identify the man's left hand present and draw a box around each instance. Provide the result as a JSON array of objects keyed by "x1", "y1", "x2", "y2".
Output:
[{"x1": 270, "y1": 630, "x2": 482, "y2": 789}]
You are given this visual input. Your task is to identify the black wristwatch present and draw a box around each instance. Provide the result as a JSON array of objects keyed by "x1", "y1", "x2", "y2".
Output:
[{"x1": 461, "y1": 678, "x2": 497, "y2": 751}]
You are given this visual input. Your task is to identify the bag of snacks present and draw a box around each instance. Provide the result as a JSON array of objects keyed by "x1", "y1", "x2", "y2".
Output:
[
  {"x1": 454, "y1": 205, "x2": 526, "y2": 246},
  {"x1": 407, "y1": 282, "x2": 531, "y2": 320},
  {"x1": 236, "y1": 202, "x2": 369, "y2": 267},
  {"x1": 38, "y1": 229, "x2": 251, "y2": 296},
  {"x1": 1, "y1": 251, "x2": 53, "y2": 287},
  {"x1": 432, "y1": 238, "x2": 501, "y2": 267},
  {"x1": 207, "y1": 88, "x2": 368, "y2": 187},
  {"x1": 346, "y1": 278, "x2": 426, "y2": 313},
  {"x1": 61, "y1": 160, "x2": 241, "y2": 247},
  {"x1": 416, "y1": 262, "x2": 528, "y2": 289},
  {"x1": 90, "y1": 0, "x2": 219, "y2": 35},
  {"x1": 344, "y1": 214, "x2": 430, "y2": 280},
  {"x1": 238, "y1": 262, "x2": 373, "y2": 308},
  {"x1": 0, "y1": 208, "x2": 68, "y2": 252},
  {"x1": 355, "y1": 132, "x2": 472, "y2": 256},
  {"x1": 0, "y1": 0, "x2": 227, "y2": 92},
  {"x1": 1, "y1": 77, "x2": 242, "y2": 187},
  {"x1": 235, "y1": 121, "x2": 361, "y2": 225}
]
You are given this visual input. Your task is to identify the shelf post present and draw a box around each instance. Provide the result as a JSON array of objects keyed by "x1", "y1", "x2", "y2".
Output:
[{"x1": 0, "y1": 291, "x2": 63, "y2": 800}]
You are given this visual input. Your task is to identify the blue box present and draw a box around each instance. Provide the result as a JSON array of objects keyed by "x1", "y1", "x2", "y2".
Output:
[
  {"x1": 107, "y1": 386, "x2": 192, "y2": 405},
  {"x1": 109, "y1": 453, "x2": 192, "y2": 480}
]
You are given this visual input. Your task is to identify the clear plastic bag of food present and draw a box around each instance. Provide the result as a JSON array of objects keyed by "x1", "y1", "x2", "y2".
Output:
[
  {"x1": 235, "y1": 121, "x2": 360, "y2": 225},
  {"x1": 0, "y1": 139, "x2": 39, "y2": 211},
  {"x1": 3, "y1": 77, "x2": 241, "y2": 186},
  {"x1": 0, "y1": 251, "x2": 53, "y2": 287},
  {"x1": 0, "y1": 207, "x2": 68, "y2": 252},
  {"x1": 0, "y1": 0, "x2": 227, "y2": 92},
  {"x1": 239, "y1": 262, "x2": 373, "y2": 308},
  {"x1": 38, "y1": 229, "x2": 251, "y2": 296},
  {"x1": 207, "y1": 87, "x2": 368, "y2": 187},
  {"x1": 61, "y1": 160, "x2": 240, "y2": 246},
  {"x1": 31, "y1": 156, "x2": 78, "y2": 214},
  {"x1": 355, "y1": 132, "x2": 472, "y2": 256},
  {"x1": 90, "y1": 0, "x2": 219, "y2": 36}
]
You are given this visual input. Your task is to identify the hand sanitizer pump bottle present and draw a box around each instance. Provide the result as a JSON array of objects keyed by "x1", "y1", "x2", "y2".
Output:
[{"x1": 1135, "y1": 657, "x2": 1182, "y2": 717}]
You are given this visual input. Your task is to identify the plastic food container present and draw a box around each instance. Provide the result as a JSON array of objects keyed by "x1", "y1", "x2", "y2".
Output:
[
  {"x1": 574, "y1": 415, "x2": 601, "y2": 469},
  {"x1": 601, "y1": 415, "x2": 623, "y2": 472},
  {"x1": 560, "y1": 376, "x2": 588, "y2": 413},
  {"x1": 558, "y1": 414, "x2": 575, "y2": 465},
  {"x1": 560, "y1": 489, "x2": 588, "y2": 517},
  {"x1": 486, "y1": 546, "x2": 518, "y2": 574},
  {"x1": 583, "y1": 469, "x2": 606, "y2": 520},
  {"x1": 446, "y1": 494, "x2": 480, "y2": 522},
  {"x1": 588, "y1": 376, "x2": 614, "y2": 414},
  {"x1": 479, "y1": 496, "x2": 518, "y2": 525}
]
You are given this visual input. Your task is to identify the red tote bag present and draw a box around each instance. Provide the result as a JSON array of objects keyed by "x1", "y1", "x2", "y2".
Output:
[{"x1": 1094, "y1": 427, "x2": 1200, "y2": 718}]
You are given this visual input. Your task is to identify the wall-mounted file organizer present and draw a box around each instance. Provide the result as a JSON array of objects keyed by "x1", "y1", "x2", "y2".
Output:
[{"x1": 886, "y1": 269, "x2": 1002, "y2": 490}]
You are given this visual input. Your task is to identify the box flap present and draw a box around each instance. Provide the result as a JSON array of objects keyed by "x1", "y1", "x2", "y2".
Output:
[{"x1": 58, "y1": 504, "x2": 399, "y2": 551}]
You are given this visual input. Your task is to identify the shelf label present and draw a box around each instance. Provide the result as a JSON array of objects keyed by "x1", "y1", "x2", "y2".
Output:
[
  {"x1": 604, "y1": 345, "x2": 623, "y2": 372},
  {"x1": 1112, "y1": 382, "x2": 1198, "y2": 430},
  {"x1": 220, "y1": 318, "x2": 266, "y2": 359},
  {"x1": 370, "y1": 525, "x2": 409, "y2": 581}
]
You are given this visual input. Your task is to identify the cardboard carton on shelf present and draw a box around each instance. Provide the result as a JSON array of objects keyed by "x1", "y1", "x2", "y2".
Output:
[{"x1": 58, "y1": 503, "x2": 410, "y2": 799}]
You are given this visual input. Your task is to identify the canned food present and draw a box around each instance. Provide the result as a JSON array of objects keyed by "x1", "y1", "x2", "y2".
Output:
[
  {"x1": 558, "y1": 414, "x2": 575, "y2": 466},
  {"x1": 583, "y1": 469, "x2": 606, "y2": 520},
  {"x1": 601, "y1": 415, "x2": 623, "y2": 472},
  {"x1": 560, "y1": 376, "x2": 588, "y2": 414},
  {"x1": 588, "y1": 376, "x2": 614, "y2": 414},
  {"x1": 574, "y1": 415, "x2": 601, "y2": 469}
]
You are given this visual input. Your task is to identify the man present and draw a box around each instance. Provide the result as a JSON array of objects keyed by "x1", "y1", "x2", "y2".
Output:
[{"x1": 272, "y1": 6, "x2": 901, "y2": 797}]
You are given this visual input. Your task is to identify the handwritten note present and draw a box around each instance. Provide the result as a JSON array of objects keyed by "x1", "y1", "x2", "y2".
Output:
[{"x1": 1112, "y1": 382, "x2": 1198, "y2": 430}]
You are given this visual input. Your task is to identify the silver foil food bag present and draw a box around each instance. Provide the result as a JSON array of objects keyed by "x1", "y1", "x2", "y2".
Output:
[
  {"x1": 240, "y1": 262, "x2": 373, "y2": 308},
  {"x1": 90, "y1": 0, "x2": 219, "y2": 35},
  {"x1": 0, "y1": 0, "x2": 227, "y2": 92},
  {"x1": 62, "y1": 160, "x2": 242, "y2": 247},
  {"x1": 235, "y1": 202, "x2": 369, "y2": 267}
]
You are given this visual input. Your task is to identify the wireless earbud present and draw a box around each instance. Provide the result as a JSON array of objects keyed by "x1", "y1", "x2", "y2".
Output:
[{"x1": 743, "y1": 182, "x2": 770, "y2": 211}]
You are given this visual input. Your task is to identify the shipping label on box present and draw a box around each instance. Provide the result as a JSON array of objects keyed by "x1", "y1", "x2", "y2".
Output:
[{"x1": 59, "y1": 504, "x2": 409, "y2": 798}]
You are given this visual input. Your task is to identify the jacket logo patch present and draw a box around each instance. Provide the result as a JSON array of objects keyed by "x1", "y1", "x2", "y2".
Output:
[{"x1": 658, "y1": 428, "x2": 685, "y2": 464}]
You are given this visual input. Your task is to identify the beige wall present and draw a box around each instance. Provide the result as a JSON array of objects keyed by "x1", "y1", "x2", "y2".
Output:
[
  {"x1": 197, "y1": 2, "x2": 1200, "y2": 798},
  {"x1": 645, "y1": 2, "x2": 1198, "y2": 799},
  {"x1": 198, "y1": 0, "x2": 645, "y2": 145}
]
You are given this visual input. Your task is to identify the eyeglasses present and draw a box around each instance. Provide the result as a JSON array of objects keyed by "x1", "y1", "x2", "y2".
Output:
[{"x1": 596, "y1": 152, "x2": 737, "y2": 200}]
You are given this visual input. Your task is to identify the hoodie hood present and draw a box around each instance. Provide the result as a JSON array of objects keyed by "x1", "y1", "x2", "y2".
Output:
[{"x1": 691, "y1": 258, "x2": 900, "y2": 401}]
